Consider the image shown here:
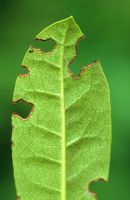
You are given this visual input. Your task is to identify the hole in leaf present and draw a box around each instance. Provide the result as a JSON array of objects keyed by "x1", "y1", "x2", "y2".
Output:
[
  {"x1": 31, "y1": 38, "x2": 56, "y2": 52},
  {"x1": 89, "y1": 178, "x2": 108, "y2": 199},
  {"x1": 69, "y1": 37, "x2": 86, "y2": 77},
  {"x1": 13, "y1": 100, "x2": 34, "y2": 119},
  {"x1": 19, "y1": 66, "x2": 29, "y2": 76},
  {"x1": 69, "y1": 36, "x2": 96, "y2": 78}
]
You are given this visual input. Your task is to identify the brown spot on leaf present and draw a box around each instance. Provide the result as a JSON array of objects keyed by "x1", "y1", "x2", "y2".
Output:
[{"x1": 17, "y1": 195, "x2": 21, "y2": 200}]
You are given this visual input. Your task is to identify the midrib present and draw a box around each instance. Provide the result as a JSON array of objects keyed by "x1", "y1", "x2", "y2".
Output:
[
  {"x1": 61, "y1": 25, "x2": 68, "y2": 200},
  {"x1": 61, "y1": 44, "x2": 66, "y2": 200}
]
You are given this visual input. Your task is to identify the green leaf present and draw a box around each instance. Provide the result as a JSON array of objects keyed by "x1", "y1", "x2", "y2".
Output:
[{"x1": 12, "y1": 16, "x2": 111, "y2": 200}]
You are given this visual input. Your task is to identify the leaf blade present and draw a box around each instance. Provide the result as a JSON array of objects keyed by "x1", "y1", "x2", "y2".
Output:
[{"x1": 12, "y1": 16, "x2": 111, "y2": 200}]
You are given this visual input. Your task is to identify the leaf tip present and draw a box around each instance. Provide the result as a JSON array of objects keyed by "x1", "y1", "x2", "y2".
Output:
[{"x1": 36, "y1": 16, "x2": 84, "y2": 41}]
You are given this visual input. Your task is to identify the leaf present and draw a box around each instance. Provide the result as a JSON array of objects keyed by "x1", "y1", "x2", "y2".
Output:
[{"x1": 12, "y1": 16, "x2": 111, "y2": 200}]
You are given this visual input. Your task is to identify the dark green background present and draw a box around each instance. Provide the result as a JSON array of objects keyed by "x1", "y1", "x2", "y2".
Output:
[{"x1": 0, "y1": 0, "x2": 130, "y2": 199}]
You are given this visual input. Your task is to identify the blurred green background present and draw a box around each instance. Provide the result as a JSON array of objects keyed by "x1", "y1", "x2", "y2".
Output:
[{"x1": 0, "y1": 0, "x2": 130, "y2": 199}]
